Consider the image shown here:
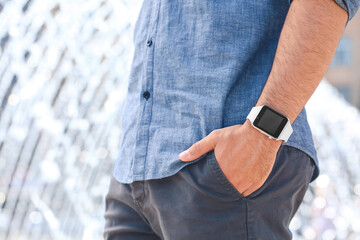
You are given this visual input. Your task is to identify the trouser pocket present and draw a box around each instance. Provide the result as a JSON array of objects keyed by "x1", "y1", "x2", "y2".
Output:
[
  {"x1": 245, "y1": 145, "x2": 315, "y2": 240},
  {"x1": 206, "y1": 145, "x2": 314, "y2": 200},
  {"x1": 205, "y1": 149, "x2": 245, "y2": 200}
]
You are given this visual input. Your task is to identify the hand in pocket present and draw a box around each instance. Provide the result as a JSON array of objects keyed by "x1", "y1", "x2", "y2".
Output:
[{"x1": 179, "y1": 120, "x2": 282, "y2": 197}]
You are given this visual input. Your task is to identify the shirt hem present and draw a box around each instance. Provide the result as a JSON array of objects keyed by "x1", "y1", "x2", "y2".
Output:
[{"x1": 113, "y1": 143, "x2": 319, "y2": 184}]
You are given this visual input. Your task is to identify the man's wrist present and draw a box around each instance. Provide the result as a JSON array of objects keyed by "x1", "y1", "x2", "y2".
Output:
[{"x1": 243, "y1": 119, "x2": 283, "y2": 150}]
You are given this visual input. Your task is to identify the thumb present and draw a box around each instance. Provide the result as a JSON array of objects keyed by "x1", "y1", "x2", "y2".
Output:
[{"x1": 179, "y1": 131, "x2": 217, "y2": 162}]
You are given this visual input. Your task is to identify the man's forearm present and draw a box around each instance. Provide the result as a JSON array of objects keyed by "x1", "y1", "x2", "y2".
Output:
[
  {"x1": 180, "y1": 0, "x2": 352, "y2": 197},
  {"x1": 255, "y1": 0, "x2": 348, "y2": 124}
]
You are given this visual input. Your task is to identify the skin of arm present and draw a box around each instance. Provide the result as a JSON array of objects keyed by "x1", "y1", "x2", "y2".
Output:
[{"x1": 179, "y1": 0, "x2": 348, "y2": 197}]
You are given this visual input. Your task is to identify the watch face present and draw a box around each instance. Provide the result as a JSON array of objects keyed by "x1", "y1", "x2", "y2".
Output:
[{"x1": 253, "y1": 106, "x2": 288, "y2": 138}]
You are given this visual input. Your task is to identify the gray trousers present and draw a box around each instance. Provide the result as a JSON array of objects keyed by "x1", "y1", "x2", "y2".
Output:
[{"x1": 103, "y1": 145, "x2": 315, "y2": 240}]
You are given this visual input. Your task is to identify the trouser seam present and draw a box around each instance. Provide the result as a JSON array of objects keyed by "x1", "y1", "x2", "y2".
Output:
[
  {"x1": 130, "y1": 182, "x2": 155, "y2": 234},
  {"x1": 245, "y1": 199, "x2": 249, "y2": 240},
  {"x1": 133, "y1": 183, "x2": 163, "y2": 239}
]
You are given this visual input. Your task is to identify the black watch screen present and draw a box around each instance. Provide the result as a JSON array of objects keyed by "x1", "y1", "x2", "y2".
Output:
[{"x1": 253, "y1": 105, "x2": 288, "y2": 138}]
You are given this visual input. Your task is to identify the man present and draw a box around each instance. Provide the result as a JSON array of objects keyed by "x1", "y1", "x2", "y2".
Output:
[{"x1": 104, "y1": 0, "x2": 359, "y2": 239}]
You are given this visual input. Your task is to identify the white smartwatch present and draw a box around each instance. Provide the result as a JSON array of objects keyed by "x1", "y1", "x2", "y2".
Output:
[{"x1": 246, "y1": 105, "x2": 293, "y2": 142}]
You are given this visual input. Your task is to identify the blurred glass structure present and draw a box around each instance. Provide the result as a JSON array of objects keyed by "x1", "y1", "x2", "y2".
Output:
[
  {"x1": 0, "y1": 0, "x2": 359, "y2": 239},
  {"x1": 326, "y1": 12, "x2": 360, "y2": 109}
]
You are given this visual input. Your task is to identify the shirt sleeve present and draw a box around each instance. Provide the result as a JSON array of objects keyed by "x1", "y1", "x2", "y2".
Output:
[
  {"x1": 333, "y1": 0, "x2": 360, "y2": 24},
  {"x1": 288, "y1": 0, "x2": 360, "y2": 26}
]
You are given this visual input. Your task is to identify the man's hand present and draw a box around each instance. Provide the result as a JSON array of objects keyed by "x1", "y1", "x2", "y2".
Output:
[
  {"x1": 179, "y1": 0, "x2": 348, "y2": 197},
  {"x1": 179, "y1": 120, "x2": 282, "y2": 197}
]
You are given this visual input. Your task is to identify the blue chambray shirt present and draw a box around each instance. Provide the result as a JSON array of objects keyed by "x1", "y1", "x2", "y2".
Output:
[{"x1": 113, "y1": 0, "x2": 359, "y2": 184}]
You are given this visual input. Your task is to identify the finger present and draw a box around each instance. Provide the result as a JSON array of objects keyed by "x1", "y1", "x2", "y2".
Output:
[
  {"x1": 241, "y1": 188, "x2": 252, "y2": 197},
  {"x1": 179, "y1": 130, "x2": 218, "y2": 162},
  {"x1": 242, "y1": 181, "x2": 264, "y2": 197}
]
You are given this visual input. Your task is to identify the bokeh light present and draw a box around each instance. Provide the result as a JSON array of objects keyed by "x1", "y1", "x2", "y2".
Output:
[{"x1": 0, "y1": 0, "x2": 359, "y2": 239}]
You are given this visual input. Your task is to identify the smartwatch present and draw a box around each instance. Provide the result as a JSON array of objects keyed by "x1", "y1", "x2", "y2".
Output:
[{"x1": 246, "y1": 105, "x2": 293, "y2": 142}]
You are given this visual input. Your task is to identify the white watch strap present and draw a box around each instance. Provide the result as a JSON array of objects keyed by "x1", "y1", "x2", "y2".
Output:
[
  {"x1": 246, "y1": 106, "x2": 262, "y2": 122},
  {"x1": 277, "y1": 120, "x2": 293, "y2": 142},
  {"x1": 246, "y1": 105, "x2": 293, "y2": 142}
]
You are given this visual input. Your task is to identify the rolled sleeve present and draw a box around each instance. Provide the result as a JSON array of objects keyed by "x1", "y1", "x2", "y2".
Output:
[
  {"x1": 289, "y1": 0, "x2": 360, "y2": 25},
  {"x1": 334, "y1": 0, "x2": 360, "y2": 24}
]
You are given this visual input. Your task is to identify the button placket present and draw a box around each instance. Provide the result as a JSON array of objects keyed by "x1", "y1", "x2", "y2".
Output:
[{"x1": 133, "y1": 0, "x2": 161, "y2": 179}]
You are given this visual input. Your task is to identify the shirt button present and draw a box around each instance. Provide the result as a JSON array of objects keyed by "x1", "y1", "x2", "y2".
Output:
[
  {"x1": 146, "y1": 40, "x2": 153, "y2": 47},
  {"x1": 143, "y1": 91, "x2": 150, "y2": 100}
]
